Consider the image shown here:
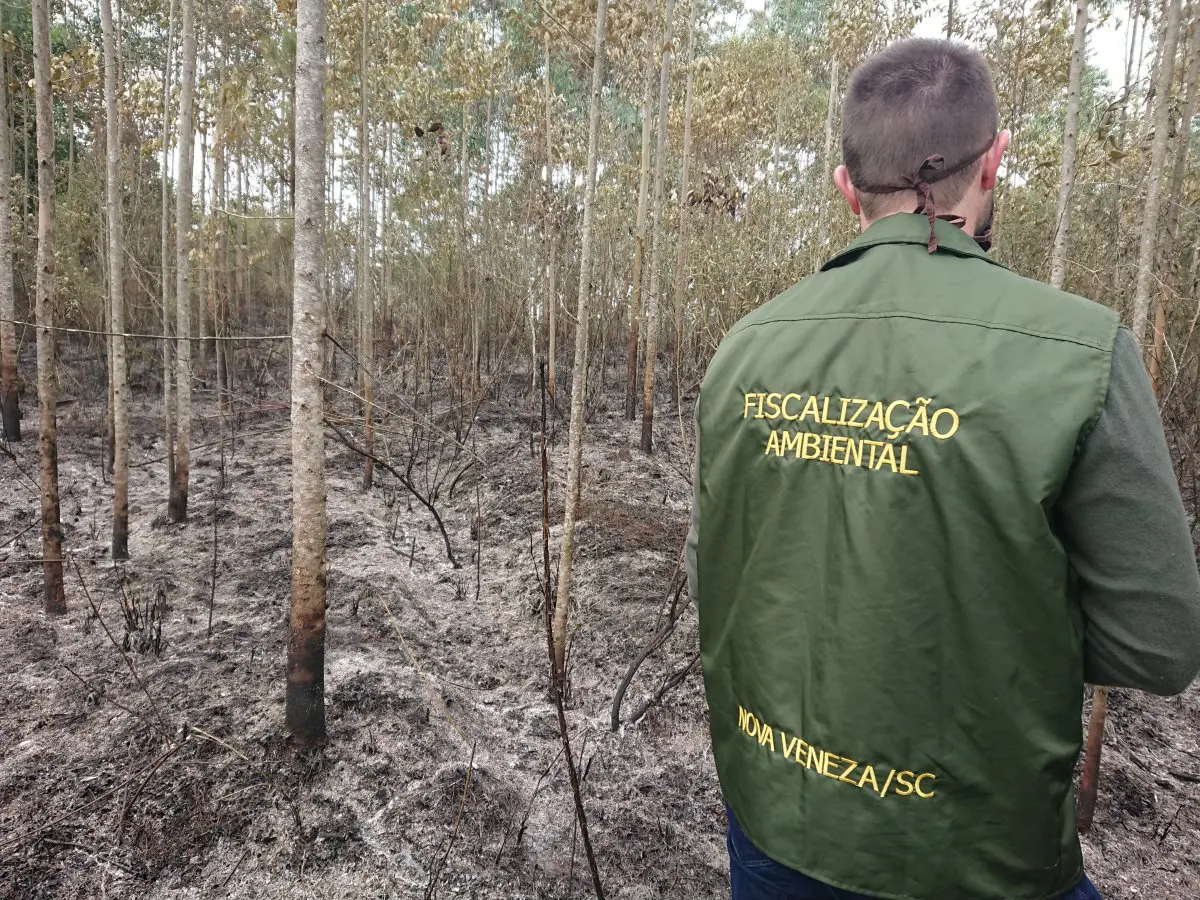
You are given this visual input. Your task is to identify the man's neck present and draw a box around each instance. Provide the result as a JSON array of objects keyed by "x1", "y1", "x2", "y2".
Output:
[{"x1": 860, "y1": 206, "x2": 977, "y2": 235}]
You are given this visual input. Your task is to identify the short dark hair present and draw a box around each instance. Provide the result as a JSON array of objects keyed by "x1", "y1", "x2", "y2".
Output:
[{"x1": 842, "y1": 39, "x2": 999, "y2": 218}]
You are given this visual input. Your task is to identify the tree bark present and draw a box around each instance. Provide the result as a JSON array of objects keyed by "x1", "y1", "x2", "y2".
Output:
[
  {"x1": 0, "y1": 21, "x2": 19, "y2": 443},
  {"x1": 1130, "y1": 0, "x2": 1184, "y2": 349},
  {"x1": 640, "y1": 0, "x2": 677, "y2": 453},
  {"x1": 32, "y1": 0, "x2": 65, "y2": 615},
  {"x1": 1050, "y1": 0, "x2": 1089, "y2": 290},
  {"x1": 161, "y1": 0, "x2": 176, "y2": 496},
  {"x1": 765, "y1": 0, "x2": 793, "y2": 273},
  {"x1": 625, "y1": 0, "x2": 655, "y2": 421},
  {"x1": 360, "y1": 0, "x2": 374, "y2": 490},
  {"x1": 1149, "y1": 12, "x2": 1200, "y2": 393},
  {"x1": 671, "y1": 1, "x2": 699, "y2": 399},
  {"x1": 171, "y1": 0, "x2": 197, "y2": 522},
  {"x1": 101, "y1": 0, "x2": 130, "y2": 560},
  {"x1": 288, "y1": 0, "x2": 329, "y2": 747},
  {"x1": 552, "y1": 0, "x2": 608, "y2": 677},
  {"x1": 544, "y1": 31, "x2": 559, "y2": 402}
]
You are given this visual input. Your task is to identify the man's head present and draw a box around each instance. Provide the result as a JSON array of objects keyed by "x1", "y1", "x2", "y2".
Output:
[{"x1": 834, "y1": 38, "x2": 1009, "y2": 237}]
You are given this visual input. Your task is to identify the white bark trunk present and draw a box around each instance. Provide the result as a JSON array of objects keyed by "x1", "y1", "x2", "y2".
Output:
[
  {"x1": 1050, "y1": 0, "x2": 1089, "y2": 290},
  {"x1": 102, "y1": 0, "x2": 130, "y2": 560},
  {"x1": 161, "y1": 0, "x2": 176, "y2": 492},
  {"x1": 552, "y1": 0, "x2": 609, "y2": 676},
  {"x1": 288, "y1": 0, "x2": 329, "y2": 746},
  {"x1": 1131, "y1": 0, "x2": 1184, "y2": 349},
  {"x1": 170, "y1": 0, "x2": 197, "y2": 521}
]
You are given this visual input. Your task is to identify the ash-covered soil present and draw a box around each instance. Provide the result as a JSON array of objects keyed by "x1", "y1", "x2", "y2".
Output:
[{"x1": 1, "y1": 383, "x2": 1199, "y2": 900}]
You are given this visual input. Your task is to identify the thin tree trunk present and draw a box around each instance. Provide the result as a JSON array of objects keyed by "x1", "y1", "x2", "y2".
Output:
[
  {"x1": 552, "y1": 0, "x2": 608, "y2": 677},
  {"x1": 640, "y1": 0, "x2": 677, "y2": 454},
  {"x1": 209, "y1": 85, "x2": 225, "y2": 409},
  {"x1": 359, "y1": 0, "x2": 374, "y2": 489},
  {"x1": 101, "y1": 0, "x2": 130, "y2": 560},
  {"x1": 1149, "y1": 13, "x2": 1200, "y2": 393},
  {"x1": 0, "y1": 20, "x2": 19, "y2": 442},
  {"x1": 1050, "y1": 0, "x2": 1089, "y2": 290},
  {"x1": 32, "y1": 0, "x2": 65, "y2": 614},
  {"x1": 947, "y1": 0, "x2": 955, "y2": 37},
  {"x1": 161, "y1": 0, "x2": 176, "y2": 496},
  {"x1": 65, "y1": 94, "x2": 74, "y2": 198},
  {"x1": 671, "y1": 1, "x2": 699, "y2": 405},
  {"x1": 544, "y1": 31, "x2": 558, "y2": 401},
  {"x1": 171, "y1": 0, "x2": 197, "y2": 522},
  {"x1": 1131, "y1": 0, "x2": 1184, "y2": 349},
  {"x1": 625, "y1": 0, "x2": 655, "y2": 421},
  {"x1": 288, "y1": 0, "x2": 329, "y2": 747},
  {"x1": 765, "y1": 0, "x2": 793, "y2": 273}
]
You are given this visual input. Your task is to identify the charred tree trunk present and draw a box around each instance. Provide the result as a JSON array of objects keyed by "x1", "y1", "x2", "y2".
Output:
[
  {"x1": 102, "y1": 0, "x2": 130, "y2": 560},
  {"x1": 161, "y1": 0, "x2": 176, "y2": 496},
  {"x1": 0, "y1": 23, "x2": 19, "y2": 443},
  {"x1": 640, "y1": 0, "x2": 676, "y2": 454},
  {"x1": 32, "y1": 0, "x2": 65, "y2": 614},
  {"x1": 170, "y1": 0, "x2": 197, "y2": 522},
  {"x1": 287, "y1": 0, "x2": 329, "y2": 747},
  {"x1": 359, "y1": 0, "x2": 374, "y2": 490},
  {"x1": 625, "y1": 0, "x2": 655, "y2": 421}
]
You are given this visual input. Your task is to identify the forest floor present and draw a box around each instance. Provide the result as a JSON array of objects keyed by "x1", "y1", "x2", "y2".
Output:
[{"x1": 1, "y1": 379, "x2": 1199, "y2": 900}]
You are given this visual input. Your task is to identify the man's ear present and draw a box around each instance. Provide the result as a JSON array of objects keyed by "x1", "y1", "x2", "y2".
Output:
[
  {"x1": 834, "y1": 165, "x2": 861, "y2": 215},
  {"x1": 980, "y1": 130, "x2": 1011, "y2": 192}
]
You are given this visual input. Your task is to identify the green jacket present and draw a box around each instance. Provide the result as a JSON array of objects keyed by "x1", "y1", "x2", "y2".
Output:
[{"x1": 688, "y1": 214, "x2": 1200, "y2": 900}]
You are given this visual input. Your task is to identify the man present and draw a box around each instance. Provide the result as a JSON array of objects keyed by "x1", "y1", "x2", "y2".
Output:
[{"x1": 686, "y1": 38, "x2": 1200, "y2": 900}]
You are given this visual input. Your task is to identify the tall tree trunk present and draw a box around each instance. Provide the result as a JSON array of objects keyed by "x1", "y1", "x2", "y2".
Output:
[
  {"x1": 625, "y1": 0, "x2": 655, "y2": 421},
  {"x1": 1149, "y1": 14, "x2": 1200, "y2": 393},
  {"x1": 947, "y1": 0, "x2": 955, "y2": 38},
  {"x1": 671, "y1": 1, "x2": 698, "y2": 403},
  {"x1": 544, "y1": 31, "x2": 558, "y2": 401},
  {"x1": 32, "y1": 0, "x2": 65, "y2": 615},
  {"x1": 161, "y1": 0, "x2": 176, "y2": 496},
  {"x1": 209, "y1": 88, "x2": 225, "y2": 410},
  {"x1": 359, "y1": 0, "x2": 374, "y2": 489},
  {"x1": 171, "y1": 0, "x2": 197, "y2": 522},
  {"x1": 1131, "y1": 0, "x2": 1184, "y2": 349},
  {"x1": 0, "y1": 21, "x2": 19, "y2": 443},
  {"x1": 765, "y1": 0, "x2": 793, "y2": 273},
  {"x1": 640, "y1": 0, "x2": 677, "y2": 454},
  {"x1": 288, "y1": 0, "x2": 329, "y2": 747},
  {"x1": 552, "y1": 0, "x2": 608, "y2": 677},
  {"x1": 65, "y1": 94, "x2": 74, "y2": 198},
  {"x1": 102, "y1": 0, "x2": 130, "y2": 560},
  {"x1": 1050, "y1": 0, "x2": 1089, "y2": 290}
]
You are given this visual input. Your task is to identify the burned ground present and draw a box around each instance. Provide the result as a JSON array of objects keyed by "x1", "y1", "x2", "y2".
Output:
[{"x1": 1, "y1": 386, "x2": 1198, "y2": 899}]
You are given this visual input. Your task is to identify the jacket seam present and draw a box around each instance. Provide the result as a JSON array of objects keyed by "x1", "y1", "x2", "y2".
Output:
[{"x1": 727, "y1": 311, "x2": 1115, "y2": 351}]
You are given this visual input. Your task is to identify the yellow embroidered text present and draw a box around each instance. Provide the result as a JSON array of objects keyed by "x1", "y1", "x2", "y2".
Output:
[{"x1": 737, "y1": 705, "x2": 937, "y2": 800}]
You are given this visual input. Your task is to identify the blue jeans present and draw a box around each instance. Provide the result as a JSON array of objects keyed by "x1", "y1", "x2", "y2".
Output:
[{"x1": 727, "y1": 806, "x2": 1103, "y2": 900}]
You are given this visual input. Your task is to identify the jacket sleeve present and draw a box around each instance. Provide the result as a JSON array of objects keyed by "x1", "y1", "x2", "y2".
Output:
[{"x1": 1055, "y1": 326, "x2": 1200, "y2": 695}]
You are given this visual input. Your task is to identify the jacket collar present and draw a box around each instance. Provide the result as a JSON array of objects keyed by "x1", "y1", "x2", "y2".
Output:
[{"x1": 820, "y1": 213, "x2": 1008, "y2": 272}]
